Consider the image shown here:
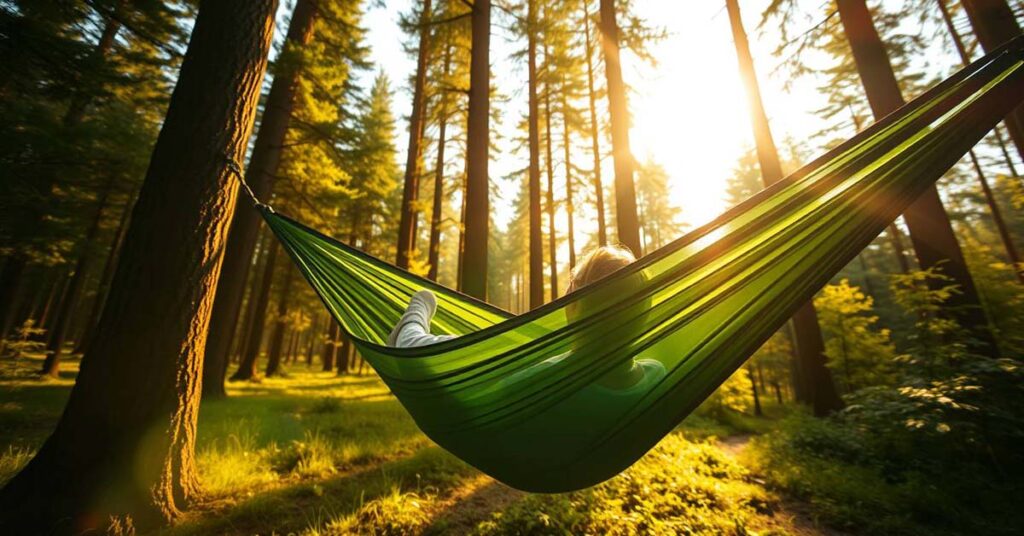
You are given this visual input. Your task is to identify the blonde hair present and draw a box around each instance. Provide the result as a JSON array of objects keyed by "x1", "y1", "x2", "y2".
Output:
[{"x1": 566, "y1": 245, "x2": 636, "y2": 294}]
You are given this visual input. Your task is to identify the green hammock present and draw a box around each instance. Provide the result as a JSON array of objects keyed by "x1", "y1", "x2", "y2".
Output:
[{"x1": 256, "y1": 39, "x2": 1024, "y2": 493}]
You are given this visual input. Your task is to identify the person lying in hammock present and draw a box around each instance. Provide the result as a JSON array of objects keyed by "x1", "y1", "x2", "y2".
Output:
[{"x1": 387, "y1": 245, "x2": 666, "y2": 391}]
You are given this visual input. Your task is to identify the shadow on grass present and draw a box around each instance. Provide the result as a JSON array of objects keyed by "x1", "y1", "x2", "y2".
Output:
[{"x1": 170, "y1": 446, "x2": 479, "y2": 536}]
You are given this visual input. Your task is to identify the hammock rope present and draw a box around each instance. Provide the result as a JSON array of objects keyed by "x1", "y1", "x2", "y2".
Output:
[{"x1": 237, "y1": 37, "x2": 1023, "y2": 492}]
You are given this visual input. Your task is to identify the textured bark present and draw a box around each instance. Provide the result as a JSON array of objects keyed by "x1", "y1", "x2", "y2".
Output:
[
  {"x1": 598, "y1": 0, "x2": 641, "y2": 256},
  {"x1": 837, "y1": 0, "x2": 997, "y2": 356},
  {"x1": 202, "y1": 0, "x2": 317, "y2": 399},
  {"x1": 0, "y1": 1, "x2": 276, "y2": 531},
  {"x1": 232, "y1": 241, "x2": 279, "y2": 381},
  {"x1": 264, "y1": 265, "x2": 295, "y2": 377},
  {"x1": 459, "y1": 0, "x2": 491, "y2": 299},
  {"x1": 960, "y1": 0, "x2": 1024, "y2": 162},
  {"x1": 727, "y1": 0, "x2": 841, "y2": 415},
  {"x1": 582, "y1": 0, "x2": 607, "y2": 247},
  {"x1": 397, "y1": 0, "x2": 435, "y2": 269},
  {"x1": 41, "y1": 180, "x2": 114, "y2": 377},
  {"x1": 543, "y1": 68, "x2": 559, "y2": 299},
  {"x1": 528, "y1": 0, "x2": 544, "y2": 308},
  {"x1": 428, "y1": 43, "x2": 452, "y2": 281}
]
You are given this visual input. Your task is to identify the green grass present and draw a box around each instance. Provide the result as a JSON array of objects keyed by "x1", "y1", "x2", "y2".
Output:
[{"x1": 0, "y1": 354, "x2": 833, "y2": 535}]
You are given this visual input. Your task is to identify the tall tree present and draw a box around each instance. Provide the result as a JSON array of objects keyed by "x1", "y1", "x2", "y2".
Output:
[
  {"x1": 543, "y1": 44, "x2": 560, "y2": 299},
  {"x1": 231, "y1": 240, "x2": 279, "y2": 381},
  {"x1": 264, "y1": 264, "x2": 295, "y2": 377},
  {"x1": 202, "y1": 0, "x2": 318, "y2": 399},
  {"x1": 459, "y1": 0, "x2": 490, "y2": 299},
  {"x1": 959, "y1": 0, "x2": 1024, "y2": 161},
  {"x1": 582, "y1": 0, "x2": 608, "y2": 247},
  {"x1": 727, "y1": 0, "x2": 842, "y2": 415},
  {"x1": 598, "y1": 0, "x2": 641, "y2": 255},
  {"x1": 397, "y1": 0, "x2": 435, "y2": 269},
  {"x1": 428, "y1": 41, "x2": 453, "y2": 281},
  {"x1": 0, "y1": 0, "x2": 278, "y2": 529},
  {"x1": 836, "y1": 0, "x2": 998, "y2": 355},
  {"x1": 527, "y1": 0, "x2": 544, "y2": 308}
]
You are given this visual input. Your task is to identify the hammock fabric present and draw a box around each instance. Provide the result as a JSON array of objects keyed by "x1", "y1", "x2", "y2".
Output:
[{"x1": 257, "y1": 38, "x2": 1024, "y2": 493}]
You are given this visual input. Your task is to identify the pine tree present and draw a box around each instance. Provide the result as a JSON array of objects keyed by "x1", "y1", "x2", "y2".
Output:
[
  {"x1": 0, "y1": 0, "x2": 277, "y2": 528},
  {"x1": 460, "y1": 0, "x2": 491, "y2": 299}
]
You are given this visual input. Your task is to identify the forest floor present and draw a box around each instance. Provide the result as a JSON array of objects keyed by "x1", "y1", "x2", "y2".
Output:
[{"x1": 0, "y1": 353, "x2": 840, "y2": 535}]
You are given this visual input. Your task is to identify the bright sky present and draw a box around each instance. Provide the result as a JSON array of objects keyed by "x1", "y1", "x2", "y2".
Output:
[{"x1": 352, "y1": 0, "x2": 985, "y2": 238}]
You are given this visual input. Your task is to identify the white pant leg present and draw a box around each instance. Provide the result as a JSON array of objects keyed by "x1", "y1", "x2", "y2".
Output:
[{"x1": 393, "y1": 322, "x2": 455, "y2": 348}]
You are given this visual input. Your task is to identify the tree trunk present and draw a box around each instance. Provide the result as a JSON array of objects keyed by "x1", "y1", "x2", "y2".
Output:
[
  {"x1": 202, "y1": 0, "x2": 317, "y2": 399},
  {"x1": 837, "y1": 0, "x2": 998, "y2": 356},
  {"x1": 528, "y1": 0, "x2": 544, "y2": 308},
  {"x1": 397, "y1": 0, "x2": 435, "y2": 269},
  {"x1": 337, "y1": 335, "x2": 352, "y2": 375},
  {"x1": 960, "y1": 0, "x2": 1024, "y2": 162},
  {"x1": 264, "y1": 265, "x2": 295, "y2": 377},
  {"x1": 0, "y1": 1, "x2": 276, "y2": 530},
  {"x1": 459, "y1": 0, "x2": 491, "y2": 299},
  {"x1": 230, "y1": 228, "x2": 273, "y2": 368},
  {"x1": 544, "y1": 50, "x2": 559, "y2": 300},
  {"x1": 598, "y1": 0, "x2": 641, "y2": 256},
  {"x1": 582, "y1": 0, "x2": 607, "y2": 247},
  {"x1": 727, "y1": 0, "x2": 842, "y2": 415},
  {"x1": 748, "y1": 365, "x2": 763, "y2": 417},
  {"x1": 563, "y1": 90, "x2": 577, "y2": 269},
  {"x1": 41, "y1": 179, "x2": 115, "y2": 377},
  {"x1": 969, "y1": 151, "x2": 1024, "y2": 282},
  {"x1": 428, "y1": 44, "x2": 452, "y2": 281},
  {"x1": 232, "y1": 241, "x2": 279, "y2": 382},
  {"x1": 75, "y1": 187, "x2": 137, "y2": 355},
  {"x1": 322, "y1": 321, "x2": 338, "y2": 372}
]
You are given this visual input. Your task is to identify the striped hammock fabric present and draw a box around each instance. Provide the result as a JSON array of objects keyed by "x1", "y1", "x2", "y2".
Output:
[{"x1": 259, "y1": 38, "x2": 1024, "y2": 492}]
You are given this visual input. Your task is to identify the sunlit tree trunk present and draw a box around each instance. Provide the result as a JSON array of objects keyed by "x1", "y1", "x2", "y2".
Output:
[
  {"x1": 397, "y1": 0, "x2": 434, "y2": 268},
  {"x1": 582, "y1": 0, "x2": 607, "y2": 247},
  {"x1": 322, "y1": 321, "x2": 338, "y2": 372},
  {"x1": 544, "y1": 51, "x2": 559, "y2": 299},
  {"x1": 727, "y1": 0, "x2": 842, "y2": 415},
  {"x1": 203, "y1": 0, "x2": 317, "y2": 399},
  {"x1": 428, "y1": 44, "x2": 452, "y2": 281},
  {"x1": 563, "y1": 91, "x2": 577, "y2": 269},
  {"x1": 528, "y1": 0, "x2": 544, "y2": 308},
  {"x1": 837, "y1": 0, "x2": 998, "y2": 356},
  {"x1": 0, "y1": 1, "x2": 276, "y2": 529},
  {"x1": 459, "y1": 0, "x2": 490, "y2": 299},
  {"x1": 598, "y1": 0, "x2": 641, "y2": 256},
  {"x1": 959, "y1": 0, "x2": 1024, "y2": 162}
]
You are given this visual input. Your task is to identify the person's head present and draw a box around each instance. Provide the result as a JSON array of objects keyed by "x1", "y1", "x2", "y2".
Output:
[{"x1": 566, "y1": 245, "x2": 636, "y2": 294}]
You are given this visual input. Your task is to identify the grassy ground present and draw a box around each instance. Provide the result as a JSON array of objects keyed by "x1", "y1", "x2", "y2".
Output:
[{"x1": 0, "y1": 353, "x2": 827, "y2": 535}]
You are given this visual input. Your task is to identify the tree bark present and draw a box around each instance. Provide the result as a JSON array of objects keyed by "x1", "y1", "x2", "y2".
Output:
[
  {"x1": 960, "y1": 0, "x2": 1024, "y2": 162},
  {"x1": 528, "y1": 0, "x2": 544, "y2": 308},
  {"x1": 459, "y1": 0, "x2": 491, "y2": 299},
  {"x1": 0, "y1": 1, "x2": 276, "y2": 530},
  {"x1": 598, "y1": 0, "x2": 641, "y2": 256},
  {"x1": 544, "y1": 46, "x2": 560, "y2": 300},
  {"x1": 582, "y1": 0, "x2": 607, "y2": 247},
  {"x1": 748, "y1": 365, "x2": 763, "y2": 417},
  {"x1": 836, "y1": 0, "x2": 998, "y2": 356},
  {"x1": 202, "y1": 0, "x2": 317, "y2": 399},
  {"x1": 264, "y1": 264, "x2": 295, "y2": 377},
  {"x1": 397, "y1": 0, "x2": 435, "y2": 269},
  {"x1": 428, "y1": 43, "x2": 452, "y2": 281},
  {"x1": 41, "y1": 179, "x2": 115, "y2": 377},
  {"x1": 727, "y1": 0, "x2": 842, "y2": 415},
  {"x1": 231, "y1": 241, "x2": 279, "y2": 381}
]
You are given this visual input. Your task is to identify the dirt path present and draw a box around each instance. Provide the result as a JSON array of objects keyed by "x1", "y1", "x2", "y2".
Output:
[{"x1": 716, "y1": 434, "x2": 845, "y2": 536}]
